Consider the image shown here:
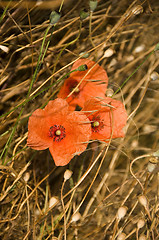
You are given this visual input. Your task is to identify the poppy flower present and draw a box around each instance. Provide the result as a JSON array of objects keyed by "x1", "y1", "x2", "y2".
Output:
[
  {"x1": 27, "y1": 98, "x2": 91, "y2": 166},
  {"x1": 58, "y1": 58, "x2": 108, "y2": 110},
  {"x1": 82, "y1": 98, "x2": 127, "y2": 141}
]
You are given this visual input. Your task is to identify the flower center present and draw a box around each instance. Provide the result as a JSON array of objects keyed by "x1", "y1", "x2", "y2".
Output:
[
  {"x1": 92, "y1": 121, "x2": 99, "y2": 127},
  {"x1": 55, "y1": 130, "x2": 61, "y2": 135},
  {"x1": 91, "y1": 115, "x2": 104, "y2": 132},
  {"x1": 49, "y1": 125, "x2": 66, "y2": 142},
  {"x1": 69, "y1": 80, "x2": 80, "y2": 96},
  {"x1": 73, "y1": 87, "x2": 80, "y2": 93}
]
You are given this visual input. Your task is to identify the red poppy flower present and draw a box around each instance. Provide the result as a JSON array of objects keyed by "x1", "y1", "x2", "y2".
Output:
[
  {"x1": 27, "y1": 98, "x2": 91, "y2": 166},
  {"x1": 82, "y1": 98, "x2": 127, "y2": 141},
  {"x1": 58, "y1": 58, "x2": 108, "y2": 110}
]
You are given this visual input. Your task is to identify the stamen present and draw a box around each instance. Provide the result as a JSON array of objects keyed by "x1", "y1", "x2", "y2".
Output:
[
  {"x1": 92, "y1": 121, "x2": 99, "y2": 127},
  {"x1": 73, "y1": 87, "x2": 80, "y2": 93},
  {"x1": 55, "y1": 130, "x2": 61, "y2": 136},
  {"x1": 69, "y1": 80, "x2": 80, "y2": 95}
]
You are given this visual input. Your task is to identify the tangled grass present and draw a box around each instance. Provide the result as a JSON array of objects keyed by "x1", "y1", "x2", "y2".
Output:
[{"x1": 0, "y1": 0, "x2": 159, "y2": 239}]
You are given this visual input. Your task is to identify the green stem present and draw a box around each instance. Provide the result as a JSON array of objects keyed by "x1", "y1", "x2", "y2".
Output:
[
  {"x1": 89, "y1": 11, "x2": 95, "y2": 48},
  {"x1": 0, "y1": 67, "x2": 83, "y2": 119},
  {"x1": 0, "y1": 0, "x2": 11, "y2": 23},
  {"x1": 1, "y1": 25, "x2": 54, "y2": 164},
  {"x1": 52, "y1": 20, "x2": 82, "y2": 82}
]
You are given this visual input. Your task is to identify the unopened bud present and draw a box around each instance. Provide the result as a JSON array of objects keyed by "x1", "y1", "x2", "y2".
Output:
[
  {"x1": 153, "y1": 150, "x2": 159, "y2": 157},
  {"x1": 71, "y1": 212, "x2": 81, "y2": 222},
  {"x1": 35, "y1": 0, "x2": 43, "y2": 6},
  {"x1": 138, "y1": 195, "x2": 148, "y2": 208},
  {"x1": 106, "y1": 88, "x2": 114, "y2": 97},
  {"x1": 79, "y1": 52, "x2": 90, "y2": 58},
  {"x1": 80, "y1": 9, "x2": 89, "y2": 20},
  {"x1": 147, "y1": 162, "x2": 156, "y2": 173},
  {"x1": 134, "y1": 44, "x2": 145, "y2": 53},
  {"x1": 137, "y1": 219, "x2": 145, "y2": 229},
  {"x1": 117, "y1": 206, "x2": 127, "y2": 220},
  {"x1": 23, "y1": 172, "x2": 30, "y2": 182},
  {"x1": 104, "y1": 48, "x2": 114, "y2": 58},
  {"x1": 49, "y1": 196, "x2": 58, "y2": 208},
  {"x1": 64, "y1": 169, "x2": 73, "y2": 181},
  {"x1": 77, "y1": 64, "x2": 88, "y2": 71},
  {"x1": 117, "y1": 233, "x2": 126, "y2": 240},
  {"x1": 89, "y1": 0, "x2": 98, "y2": 12},
  {"x1": 139, "y1": 234, "x2": 146, "y2": 240},
  {"x1": 50, "y1": 11, "x2": 61, "y2": 25},
  {"x1": 150, "y1": 71, "x2": 159, "y2": 81},
  {"x1": 0, "y1": 45, "x2": 9, "y2": 53}
]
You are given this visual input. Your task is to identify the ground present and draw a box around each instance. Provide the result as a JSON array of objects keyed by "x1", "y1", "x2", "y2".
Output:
[{"x1": 0, "y1": 0, "x2": 159, "y2": 239}]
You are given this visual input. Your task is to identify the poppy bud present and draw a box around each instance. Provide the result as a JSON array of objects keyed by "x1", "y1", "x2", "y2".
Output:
[
  {"x1": 150, "y1": 71, "x2": 159, "y2": 81},
  {"x1": 139, "y1": 234, "x2": 146, "y2": 240},
  {"x1": 80, "y1": 9, "x2": 89, "y2": 20},
  {"x1": 137, "y1": 219, "x2": 145, "y2": 229},
  {"x1": 117, "y1": 206, "x2": 127, "y2": 220},
  {"x1": 89, "y1": 0, "x2": 98, "y2": 12},
  {"x1": 64, "y1": 169, "x2": 73, "y2": 181},
  {"x1": 0, "y1": 45, "x2": 9, "y2": 53},
  {"x1": 104, "y1": 48, "x2": 114, "y2": 58},
  {"x1": 50, "y1": 11, "x2": 61, "y2": 25},
  {"x1": 49, "y1": 197, "x2": 58, "y2": 208},
  {"x1": 153, "y1": 149, "x2": 159, "y2": 157},
  {"x1": 147, "y1": 162, "x2": 156, "y2": 173},
  {"x1": 147, "y1": 156, "x2": 158, "y2": 172},
  {"x1": 77, "y1": 64, "x2": 88, "y2": 71},
  {"x1": 79, "y1": 52, "x2": 90, "y2": 58},
  {"x1": 71, "y1": 212, "x2": 81, "y2": 222},
  {"x1": 138, "y1": 195, "x2": 148, "y2": 208},
  {"x1": 24, "y1": 172, "x2": 30, "y2": 183},
  {"x1": 106, "y1": 88, "x2": 114, "y2": 97},
  {"x1": 134, "y1": 44, "x2": 145, "y2": 54},
  {"x1": 117, "y1": 233, "x2": 126, "y2": 240}
]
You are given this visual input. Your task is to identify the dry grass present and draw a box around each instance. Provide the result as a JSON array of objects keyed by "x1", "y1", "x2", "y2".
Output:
[{"x1": 0, "y1": 0, "x2": 159, "y2": 239}]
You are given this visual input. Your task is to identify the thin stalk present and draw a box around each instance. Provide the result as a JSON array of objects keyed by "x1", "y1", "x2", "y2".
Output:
[
  {"x1": 1, "y1": 24, "x2": 54, "y2": 164},
  {"x1": 112, "y1": 50, "x2": 155, "y2": 96}
]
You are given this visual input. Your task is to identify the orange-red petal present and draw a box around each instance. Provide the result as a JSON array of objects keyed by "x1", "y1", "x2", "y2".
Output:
[
  {"x1": 49, "y1": 111, "x2": 91, "y2": 166},
  {"x1": 27, "y1": 99, "x2": 69, "y2": 150},
  {"x1": 82, "y1": 98, "x2": 127, "y2": 141},
  {"x1": 27, "y1": 98, "x2": 91, "y2": 166},
  {"x1": 58, "y1": 58, "x2": 108, "y2": 109},
  {"x1": 45, "y1": 97, "x2": 69, "y2": 116},
  {"x1": 27, "y1": 108, "x2": 52, "y2": 150},
  {"x1": 70, "y1": 59, "x2": 108, "y2": 85}
]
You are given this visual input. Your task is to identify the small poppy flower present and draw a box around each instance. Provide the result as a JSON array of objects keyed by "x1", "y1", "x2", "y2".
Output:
[
  {"x1": 27, "y1": 98, "x2": 91, "y2": 166},
  {"x1": 58, "y1": 58, "x2": 108, "y2": 110},
  {"x1": 82, "y1": 98, "x2": 127, "y2": 141}
]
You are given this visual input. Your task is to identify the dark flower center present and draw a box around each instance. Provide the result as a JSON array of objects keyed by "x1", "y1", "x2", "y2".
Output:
[
  {"x1": 49, "y1": 125, "x2": 66, "y2": 142},
  {"x1": 91, "y1": 115, "x2": 104, "y2": 132}
]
